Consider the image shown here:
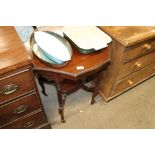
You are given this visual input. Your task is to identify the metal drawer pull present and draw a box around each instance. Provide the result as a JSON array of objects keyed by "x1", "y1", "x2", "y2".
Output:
[
  {"x1": 23, "y1": 121, "x2": 35, "y2": 128},
  {"x1": 13, "y1": 105, "x2": 28, "y2": 114},
  {"x1": 135, "y1": 62, "x2": 142, "y2": 68},
  {"x1": 141, "y1": 43, "x2": 152, "y2": 50},
  {"x1": 0, "y1": 84, "x2": 18, "y2": 95},
  {"x1": 127, "y1": 80, "x2": 134, "y2": 86}
]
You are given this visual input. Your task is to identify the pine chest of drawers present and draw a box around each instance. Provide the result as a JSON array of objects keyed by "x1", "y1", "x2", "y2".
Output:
[
  {"x1": 0, "y1": 26, "x2": 51, "y2": 128},
  {"x1": 99, "y1": 26, "x2": 155, "y2": 101}
]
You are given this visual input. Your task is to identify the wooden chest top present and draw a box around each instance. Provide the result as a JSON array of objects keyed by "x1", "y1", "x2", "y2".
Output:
[
  {"x1": 0, "y1": 26, "x2": 31, "y2": 74},
  {"x1": 99, "y1": 26, "x2": 155, "y2": 47}
]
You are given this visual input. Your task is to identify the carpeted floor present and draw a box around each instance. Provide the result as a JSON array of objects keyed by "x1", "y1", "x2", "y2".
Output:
[{"x1": 38, "y1": 76, "x2": 155, "y2": 129}]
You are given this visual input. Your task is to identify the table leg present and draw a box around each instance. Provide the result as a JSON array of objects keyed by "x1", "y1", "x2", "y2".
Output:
[
  {"x1": 90, "y1": 71, "x2": 102, "y2": 105},
  {"x1": 38, "y1": 75, "x2": 48, "y2": 96},
  {"x1": 56, "y1": 83, "x2": 66, "y2": 123}
]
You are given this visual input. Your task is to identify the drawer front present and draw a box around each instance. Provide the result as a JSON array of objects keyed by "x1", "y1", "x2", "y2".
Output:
[
  {"x1": 0, "y1": 93, "x2": 41, "y2": 127},
  {"x1": 1, "y1": 110, "x2": 46, "y2": 129},
  {"x1": 113, "y1": 63, "x2": 155, "y2": 96},
  {"x1": 118, "y1": 51, "x2": 155, "y2": 79},
  {"x1": 0, "y1": 69, "x2": 34, "y2": 104},
  {"x1": 124, "y1": 38, "x2": 155, "y2": 62}
]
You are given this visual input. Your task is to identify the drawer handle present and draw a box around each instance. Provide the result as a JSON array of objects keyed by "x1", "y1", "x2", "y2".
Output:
[
  {"x1": 135, "y1": 62, "x2": 142, "y2": 68},
  {"x1": 0, "y1": 84, "x2": 18, "y2": 95},
  {"x1": 141, "y1": 43, "x2": 152, "y2": 50},
  {"x1": 13, "y1": 105, "x2": 28, "y2": 114},
  {"x1": 23, "y1": 121, "x2": 35, "y2": 128},
  {"x1": 127, "y1": 80, "x2": 134, "y2": 86}
]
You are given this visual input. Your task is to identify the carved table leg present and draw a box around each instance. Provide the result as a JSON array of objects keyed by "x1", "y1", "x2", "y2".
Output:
[
  {"x1": 91, "y1": 85, "x2": 98, "y2": 104},
  {"x1": 90, "y1": 71, "x2": 102, "y2": 105},
  {"x1": 56, "y1": 83, "x2": 66, "y2": 123},
  {"x1": 38, "y1": 75, "x2": 48, "y2": 96}
]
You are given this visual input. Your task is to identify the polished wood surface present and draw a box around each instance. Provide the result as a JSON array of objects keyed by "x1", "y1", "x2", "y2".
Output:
[
  {"x1": 32, "y1": 46, "x2": 110, "y2": 79},
  {"x1": 1, "y1": 110, "x2": 46, "y2": 129},
  {"x1": 99, "y1": 27, "x2": 155, "y2": 101},
  {"x1": 29, "y1": 29, "x2": 110, "y2": 122},
  {"x1": 30, "y1": 26, "x2": 110, "y2": 78},
  {"x1": 0, "y1": 26, "x2": 50, "y2": 129},
  {"x1": 34, "y1": 49, "x2": 110, "y2": 122},
  {"x1": 0, "y1": 68, "x2": 35, "y2": 104},
  {"x1": 99, "y1": 26, "x2": 155, "y2": 47},
  {"x1": 0, "y1": 92, "x2": 41, "y2": 127},
  {"x1": 0, "y1": 27, "x2": 31, "y2": 75}
]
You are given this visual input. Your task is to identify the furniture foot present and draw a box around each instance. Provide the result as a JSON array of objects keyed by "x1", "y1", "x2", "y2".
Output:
[
  {"x1": 59, "y1": 107, "x2": 66, "y2": 123},
  {"x1": 91, "y1": 86, "x2": 99, "y2": 105}
]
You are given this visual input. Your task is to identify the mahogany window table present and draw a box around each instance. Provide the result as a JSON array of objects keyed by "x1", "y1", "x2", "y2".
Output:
[{"x1": 31, "y1": 46, "x2": 110, "y2": 123}]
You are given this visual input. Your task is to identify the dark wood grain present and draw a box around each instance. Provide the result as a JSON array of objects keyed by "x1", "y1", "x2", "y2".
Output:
[
  {"x1": 32, "y1": 46, "x2": 110, "y2": 79},
  {"x1": 0, "y1": 92, "x2": 41, "y2": 127},
  {"x1": 0, "y1": 26, "x2": 50, "y2": 129},
  {"x1": 1, "y1": 110, "x2": 46, "y2": 129},
  {"x1": 0, "y1": 26, "x2": 31, "y2": 75},
  {"x1": 0, "y1": 68, "x2": 35, "y2": 104}
]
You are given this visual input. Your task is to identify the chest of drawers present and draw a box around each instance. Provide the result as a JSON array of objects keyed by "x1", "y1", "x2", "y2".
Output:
[
  {"x1": 0, "y1": 26, "x2": 51, "y2": 128},
  {"x1": 99, "y1": 26, "x2": 155, "y2": 101}
]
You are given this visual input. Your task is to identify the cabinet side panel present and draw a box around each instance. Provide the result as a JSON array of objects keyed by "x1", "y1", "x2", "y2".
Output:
[{"x1": 99, "y1": 40, "x2": 125, "y2": 101}]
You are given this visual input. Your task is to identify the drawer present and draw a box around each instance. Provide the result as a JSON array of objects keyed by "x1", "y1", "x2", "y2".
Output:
[
  {"x1": 112, "y1": 62, "x2": 155, "y2": 96},
  {"x1": 0, "y1": 69, "x2": 34, "y2": 104},
  {"x1": 124, "y1": 38, "x2": 155, "y2": 63},
  {"x1": 0, "y1": 93, "x2": 41, "y2": 127},
  {"x1": 118, "y1": 51, "x2": 155, "y2": 79},
  {"x1": 1, "y1": 110, "x2": 46, "y2": 129}
]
